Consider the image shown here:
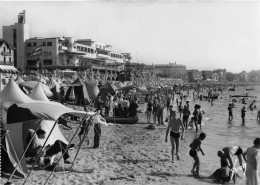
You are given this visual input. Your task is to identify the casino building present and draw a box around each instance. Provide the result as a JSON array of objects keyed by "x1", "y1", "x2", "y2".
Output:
[{"x1": 2, "y1": 11, "x2": 129, "y2": 81}]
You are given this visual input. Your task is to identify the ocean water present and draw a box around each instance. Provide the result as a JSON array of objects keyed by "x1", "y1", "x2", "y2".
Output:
[{"x1": 183, "y1": 86, "x2": 260, "y2": 177}]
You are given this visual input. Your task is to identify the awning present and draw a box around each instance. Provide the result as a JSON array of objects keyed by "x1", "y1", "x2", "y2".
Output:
[{"x1": 0, "y1": 65, "x2": 19, "y2": 73}]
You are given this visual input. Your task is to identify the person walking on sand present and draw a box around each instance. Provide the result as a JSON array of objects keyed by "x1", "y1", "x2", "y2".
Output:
[
  {"x1": 228, "y1": 103, "x2": 234, "y2": 120},
  {"x1": 243, "y1": 138, "x2": 260, "y2": 185},
  {"x1": 257, "y1": 109, "x2": 260, "y2": 120},
  {"x1": 241, "y1": 106, "x2": 246, "y2": 124},
  {"x1": 193, "y1": 104, "x2": 200, "y2": 133},
  {"x1": 189, "y1": 132, "x2": 206, "y2": 179},
  {"x1": 165, "y1": 110, "x2": 184, "y2": 162}
]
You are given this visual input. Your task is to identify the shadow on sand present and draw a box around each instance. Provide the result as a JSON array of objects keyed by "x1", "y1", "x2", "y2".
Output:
[{"x1": 147, "y1": 171, "x2": 182, "y2": 179}]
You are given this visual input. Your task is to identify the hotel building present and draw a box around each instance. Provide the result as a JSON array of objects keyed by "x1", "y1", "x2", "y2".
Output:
[
  {"x1": 153, "y1": 62, "x2": 187, "y2": 80},
  {"x1": 3, "y1": 11, "x2": 29, "y2": 72}
]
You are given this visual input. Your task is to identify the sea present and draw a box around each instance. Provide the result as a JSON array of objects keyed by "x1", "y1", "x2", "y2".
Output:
[{"x1": 175, "y1": 85, "x2": 260, "y2": 179}]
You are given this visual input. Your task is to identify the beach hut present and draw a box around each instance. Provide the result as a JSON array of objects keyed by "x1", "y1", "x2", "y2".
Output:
[{"x1": 64, "y1": 78, "x2": 91, "y2": 105}]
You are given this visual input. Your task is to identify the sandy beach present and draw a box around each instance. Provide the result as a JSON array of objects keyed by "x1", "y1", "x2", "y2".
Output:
[{"x1": 2, "y1": 99, "x2": 253, "y2": 185}]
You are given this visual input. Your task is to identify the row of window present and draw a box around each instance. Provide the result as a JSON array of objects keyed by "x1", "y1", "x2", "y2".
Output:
[
  {"x1": 1, "y1": 47, "x2": 12, "y2": 53},
  {"x1": 27, "y1": 59, "x2": 52, "y2": 66},
  {"x1": 27, "y1": 42, "x2": 53, "y2": 47},
  {"x1": 0, "y1": 56, "x2": 12, "y2": 62},
  {"x1": 76, "y1": 46, "x2": 95, "y2": 54},
  {"x1": 111, "y1": 53, "x2": 123, "y2": 59}
]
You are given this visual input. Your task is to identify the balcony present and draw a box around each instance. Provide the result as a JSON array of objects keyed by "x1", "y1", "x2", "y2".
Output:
[
  {"x1": 96, "y1": 53, "x2": 109, "y2": 59},
  {"x1": 0, "y1": 61, "x2": 14, "y2": 65},
  {"x1": 59, "y1": 45, "x2": 68, "y2": 51},
  {"x1": 1, "y1": 51, "x2": 12, "y2": 56}
]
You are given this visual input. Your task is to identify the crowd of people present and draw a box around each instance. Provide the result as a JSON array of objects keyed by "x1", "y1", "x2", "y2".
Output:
[{"x1": 143, "y1": 84, "x2": 259, "y2": 184}]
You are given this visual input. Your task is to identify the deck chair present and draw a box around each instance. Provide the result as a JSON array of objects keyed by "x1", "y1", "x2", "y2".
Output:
[{"x1": 25, "y1": 129, "x2": 56, "y2": 164}]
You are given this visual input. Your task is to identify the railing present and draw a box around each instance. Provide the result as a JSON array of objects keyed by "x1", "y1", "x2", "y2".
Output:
[
  {"x1": 0, "y1": 62, "x2": 14, "y2": 65},
  {"x1": 59, "y1": 46, "x2": 68, "y2": 50},
  {"x1": 1, "y1": 51, "x2": 12, "y2": 56}
]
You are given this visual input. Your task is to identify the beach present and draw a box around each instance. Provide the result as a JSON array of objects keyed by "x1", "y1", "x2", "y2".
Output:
[{"x1": 2, "y1": 86, "x2": 260, "y2": 185}]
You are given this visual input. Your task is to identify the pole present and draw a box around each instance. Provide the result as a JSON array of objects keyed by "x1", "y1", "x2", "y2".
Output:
[
  {"x1": 6, "y1": 120, "x2": 42, "y2": 184},
  {"x1": 23, "y1": 119, "x2": 59, "y2": 185},
  {"x1": 43, "y1": 113, "x2": 92, "y2": 185}
]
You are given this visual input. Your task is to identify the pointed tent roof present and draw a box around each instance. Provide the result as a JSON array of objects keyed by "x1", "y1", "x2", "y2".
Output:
[
  {"x1": 115, "y1": 81, "x2": 124, "y2": 88},
  {"x1": 29, "y1": 82, "x2": 50, "y2": 101},
  {"x1": 0, "y1": 78, "x2": 33, "y2": 103},
  {"x1": 20, "y1": 81, "x2": 53, "y2": 97},
  {"x1": 85, "y1": 80, "x2": 100, "y2": 100},
  {"x1": 15, "y1": 76, "x2": 25, "y2": 84}
]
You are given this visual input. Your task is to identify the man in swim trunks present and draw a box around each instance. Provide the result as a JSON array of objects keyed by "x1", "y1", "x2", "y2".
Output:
[
  {"x1": 165, "y1": 110, "x2": 184, "y2": 162},
  {"x1": 217, "y1": 146, "x2": 246, "y2": 171}
]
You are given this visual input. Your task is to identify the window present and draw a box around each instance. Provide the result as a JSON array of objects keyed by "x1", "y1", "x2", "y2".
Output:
[
  {"x1": 3, "y1": 47, "x2": 6, "y2": 52},
  {"x1": 43, "y1": 42, "x2": 46, "y2": 46},
  {"x1": 43, "y1": 59, "x2": 52, "y2": 65},
  {"x1": 4, "y1": 57, "x2": 6, "y2": 62},
  {"x1": 47, "y1": 42, "x2": 52, "y2": 46},
  {"x1": 33, "y1": 42, "x2": 37, "y2": 46},
  {"x1": 27, "y1": 42, "x2": 32, "y2": 47},
  {"x1": 9, "y1": 57, "x2": 11, "y2": 62},
  {"x1": 27, "y1": 60, "x2": 37, "y2": 65}
]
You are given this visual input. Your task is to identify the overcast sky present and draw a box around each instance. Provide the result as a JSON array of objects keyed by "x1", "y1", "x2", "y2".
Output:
[{"x1": 0, "y1": 1, "x2": 259, "y2": 73}]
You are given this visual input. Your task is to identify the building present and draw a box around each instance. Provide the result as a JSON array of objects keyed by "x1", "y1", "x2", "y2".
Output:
[
  {"x1": 212, "y1": 73, "x2": 219, "y2": 81},
  {"x1": 25, "y1": 37, "x2": 129, "y2": 80},
  {"x1": 201, "y1": 70, "x2": 213, "y2": 80},
  {"x1": 153, "y1": 62, "x2": 187, "y2": 80},
  {"x1": 213, "y1": 69, "x2": 226, "y2": 81},
  {"x1": 239, "y1": 71, "x2": 249, "y2": 81},
  {"x1": 3, "y1": 11, "x2": 29, "y2": 72},
  {"x1": 0, "y1": 39, "x2": 14, "y2": 65},
  {"x1": 187, "y1": 69, "x2": 202, "y2": 82}
]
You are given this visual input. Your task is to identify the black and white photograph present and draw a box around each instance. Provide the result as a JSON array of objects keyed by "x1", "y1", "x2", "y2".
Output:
[{"x1": 0, "y1": 1, "x2": 259, "y2": 185}]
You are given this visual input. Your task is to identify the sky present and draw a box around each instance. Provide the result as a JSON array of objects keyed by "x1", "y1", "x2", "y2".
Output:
[{"x1": 0, "y1": 1, "x2": 260, "y2": 73}]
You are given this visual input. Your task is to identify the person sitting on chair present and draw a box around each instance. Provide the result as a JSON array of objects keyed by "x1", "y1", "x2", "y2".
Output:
[{"x1": 29, "y1": 128, "x2": 74, "y2": 166}]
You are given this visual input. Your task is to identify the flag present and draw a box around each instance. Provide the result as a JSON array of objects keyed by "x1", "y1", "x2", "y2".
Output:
[{"x1": 29, "y1": 45, "x2": 42, "y2": 57}]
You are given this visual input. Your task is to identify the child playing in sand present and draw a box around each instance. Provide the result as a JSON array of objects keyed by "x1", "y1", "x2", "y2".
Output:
[{"x1": 189, "y1": 132, "x2": 206, "y2": 178}]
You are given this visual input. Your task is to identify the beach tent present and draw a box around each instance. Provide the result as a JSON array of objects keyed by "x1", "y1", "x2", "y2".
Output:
[
  {"x1": 114, "y1": 81, "x2": 124, "y2": 88},
  {"x1": 15, "y1": 76, "x2": 25, "y2": 85},
  {"x1": 64, "y1": 78, "x2": 90, "y2": 105},
  {"x1": 0, "y1": 78, "x2": 89, "y2": 122},
  {"x1": 20, "y1": 81, "x2": 53, "y2": 97},
  {"x1": 1, "y1": 103, "x2": 68, "y2": 178},
  {"x1": 29, "y1": 82, "x2": 50, "y2": 101},
  {"x1": 99, "y1": 81, "x2": 117, "y2": 98},
  {"x1": 116, "y1": 85, "x2": 134, "y2": 92},
  {"x1": 46, "y1": 77, "x2": 61, "y2": 100},
  {"x1": 85, "y1": 80, "x2": 100, "y2": 101},
  {"x1": 101, "y1": 81, "x2": 117, "y2": 92}
]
